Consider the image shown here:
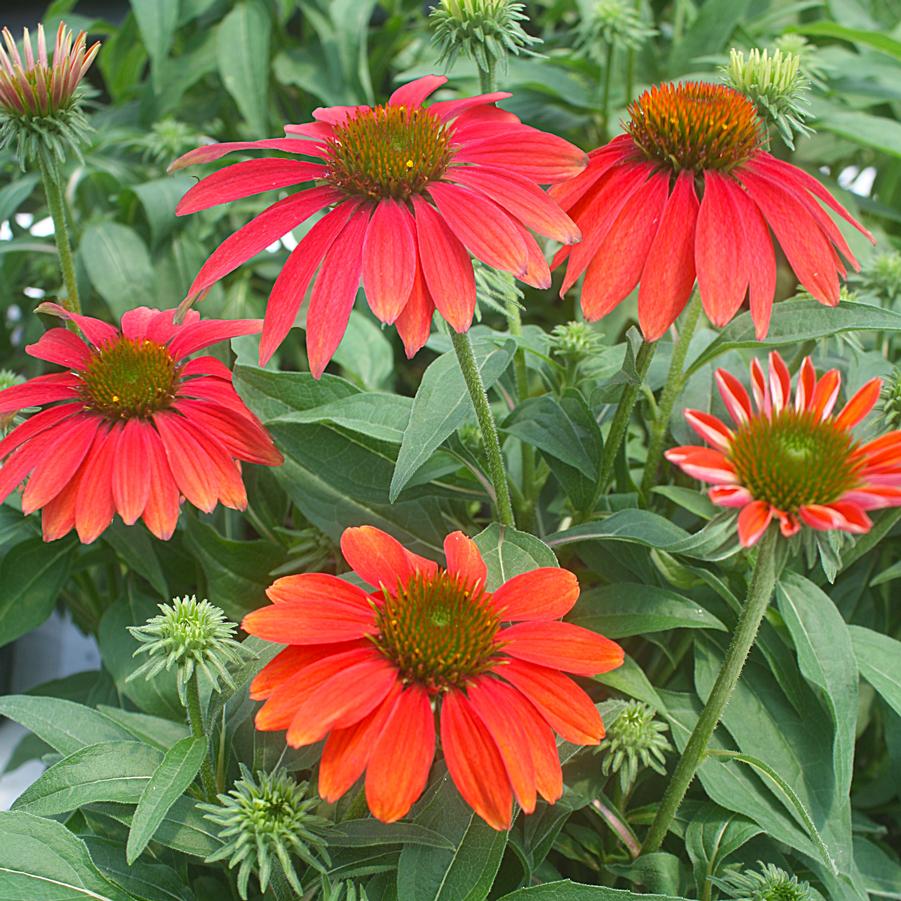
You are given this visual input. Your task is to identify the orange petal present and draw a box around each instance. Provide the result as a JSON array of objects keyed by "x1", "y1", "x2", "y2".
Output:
[
  {"x1": 250, "y1": 642, "x2": 364, "y2": 700},
  {"x1": 340, "y1": 525, "x2": 436, "y2": 592},
  {"x1": 242, "y1": 598, "x2": 376, "y2": 645},
  {"x1": 737, "y1": 500, "x2": 772, "y2": 547},
  {"x1": 491, "y1": 568, "x2": 579, "y2": 622},
  {"x1": 834, "y1": 377, "x2": 882, "y2": 430},
  {"x1": 266, "y1": 572, "x2": 372, "y2": 608},
  {"x1": 499, "y1": 621, "x2": 624, "y2": 676},
  {"x1": 443, "y1": 531, "x2": 487, "y2": 589}
]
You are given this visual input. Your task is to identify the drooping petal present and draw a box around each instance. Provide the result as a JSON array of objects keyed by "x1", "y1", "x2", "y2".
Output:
[
  {"x1": 167, "y1": 319, "x2": 262, "y2": 360},
  {"x1": 0, "y1": 404, "x2": 78, "y2": 461},
  {"x1": 153, "y1": 412, "x2": 219, "y2": 512},
  {"x1": 502, "y1": 685, "x2": 563, "y2": 803},
  {"x1": 168, "y1": 137, "x2": 321, "y2": 171},
  {"x1": 491, "y1": 568, "x2": 579, "y2": 622},
  {"x1": 737, "y1": 500, "x2": 773, "y2": 547},
  {"x1": 0, "y1": 372, "x2": 80, "y2": 413},
  {"x1": 412, "y1": 196, "x2": 475, "y2": 332},
  {"x1": 250, "y1": 643, "x2": 365, "y2": 700},
  {"x1": 178, "y1": 419, "x2": 246, "y2": 510},
  {"x1": 305, "y1": 207, "x2": 371, "y2": 379},
  {"x1": 365, "y1": 685, "x2": 436, "y2": 822},
  {"x1": 440, "y1": 691, "x2": 513, "y2": 831},
  {"x1": 548, "y1": 136, "x2": 632, "y2": 211},
  {"x1": 171, "y1": 399, "x2": 282, "y2": 466},
  {"x1": 25, "y1": 328, "x2": 91, "y2": 369},
  {"x1": 637, "y1": 170, "x2": 700, "y2": 342},
  {"x1": 141, "y1": 428, "x2": 181, "y2": 540},
  {"x1": 74, "y1": 425, "x2": 118, "y2": 543},
  {"x1": 35, "y1": 303, "x2": 118, "y2": 347},
  {"x1": 454, "y1": 128, "x2": 588, "y2": 183},
  {"x1": 499, "y1": 621, "x2": 624, "y2": 676},
  {"x1": 362, "y1": 199, "x2": 417, "y2": 325},
  {"x1": 394, "y1": 262, "x2": 435, "y2": 359},
  {"x1": 498, "y1": 658, "x2": 605, "y2": 744},
  {"x1": 443, "y1": 531, "x2": 487, "y2": 589},
  {"x1": 111, "y1": 419, "x2": 152, "y2": 525}
]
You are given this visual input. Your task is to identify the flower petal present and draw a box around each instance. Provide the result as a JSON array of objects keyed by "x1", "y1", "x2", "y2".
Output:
[
  {"x1": 491, "y1": 568, "x2": 579, "y2": 622},
  {"x1": 0, "y1": 372, "x2": 80, "y2": 414},
  {"x1": 708, "y1": 485, "x2": 753, "y2": 508},
  {"x1": 388, "y1": 74, "x2": 447, "y2": 108},
  {"x1": 168, "y1": 137, "x2": 319, "y2": 171},
  {"x1": 340, "y1": 525, "x2": 436, "y2": 592},
  {"x1": 834, "y1": 377, "x2": 882, "y2": 430},
  {"x1": 36, "y1": 303, "x2": 118, "y2": 347},
  {"x1": 141, "y1": 429, "x2": 181, "y2": 541},
  {"x1": 266, "y1": 572, "x2": 372, "y2": 607},
  {"x1": 167, "y1": 319, "x2": 262, "y2": 360},
  {"x1": 394, "y1": 262, "x2": 435, "y2": 359},
  {"x1": 737, "y1": 500, "x2": 773, "y2": 547},
  {"x1": 499, "y1": 621, "x2": 624, "y2": 676},
  {"x1": 111, "y1": 419, "x2": 152, "y2": 525},
  {"x1": 74, "y1": 425, "x2": 118, "y2": 543},
  {"x1": 153, "y1": 412, "x2": 219, "y2": 512},
  {"x1": 241, "y1": 597, "x2": 376, "y2": 645},
  {"x1": 665, "y1": 446, "x2": 737, "y2": 484},
  {"x1": 443, "y1": 531, "x2": 487, "y2": 589},
  {"x1": 362, "y1": 199, "x2": 417, "y2": 325},
  {"x1": 684, "y1": 409, "x2": 733, "y2": 452},
  {"x1": 250, "y1": 643, "x2": 365, "y2": 700},
  {"x1": 25, "y1": 328, "x2": 91, "y2": 369},
  {"x1": 715, "y1": 369, "x2": 753, "y2": 426},
  {"x1": 454, "y1": 128, "x2": 588, "y2": 183}
]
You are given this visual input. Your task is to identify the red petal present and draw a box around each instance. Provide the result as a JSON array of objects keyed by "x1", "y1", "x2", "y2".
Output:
[
  {"x1": 737, "y1": 500, "x2": 773, "y2": 547},
  {"x1": 0, "y1": 372, "x2": 80, "y2": 414},
  {"x1": 443, "y1": 531, "x2": 487, "y2": 589},
  {"x1": 362, "y1": 199, "x2": 417, "y2": 325},
  {"x1": 502, "y1": 685, "x2": 563, "y2": 803},
  {"x1": 250, "y1": 643, "x2": 364, "y2": 700},
  {"x1": 499, "y1": 621, "x2": 624, "y2": 676},
  {"x1": 74, "y1": 425, "x2": 118, "y2": 544},
  {"x1": 340, "y1": 525, "x2": 436, "y2": 592},
  {"x1": 0, "y1": 404, "x2": 79, "y2": 461},
  {"x1": 167, "y1": 319, "x2": 262, "y2": 360},
  {"x1": 41, "y1": 460, "x2": 84, "y2": 541},
  {"x1": 708, "y1": 485, "x2": 753, "y2": 508},
  {"x1": 794, "y1": 357, "x2": 816, "y2": 411},
  {"x1": 171, "y1": 399, "x2": 282, "y2": 466},
  {"x1": 684, "y1": 409, "x2": 733, "y2": 452},
  {"x1": 430, "y1": 91, "x2": 511, "y2": 122},
  {"x1": 388, "y1": 75, "x2": 447, "y2": 107},
  {"x1": 665, "y1": 446, "x2": 737, "y2": 484},
  {"x1": 548, "y1": 137, "x2": 632, "y2": 211},
  {"x1": 241, "y1": 597, "x2": 376, "y2": 645},
  {"x1": 266, "y1": 572, "x2": 372, "y2": 607},
  {"x1": 716, "y1": 369, "x2": 753, "y2": 425},
  {"x1": 120, "y1": 307, "x2": 159, "y2": 340},
  {"x1": 394, "y1": 261, "x2": 434, "y2": 358},
  {"x1": 25, "y1": 328, "x2": 90, "y2": 369},
  {"x1": 412, "y1": 196, "x2": 475, "y2": 332},
  {"x1": 638, "y1": 170, "x2": 700, "y2": 342},
  {"x1": 168, "y1": 137, "x2": 320, "y2": 171},
  {"x1": 466, "y1": 677, "x2": 536, "y2": 814},
  {"x1": 260, "y1": 201, "x2": 358, "y2": 365},
  {"x1": 440, "y1": 691, "x2": 513, "y2": 830},
  {"x1": 492, "y1": 568, "x2": 579, "y2": 622},
  {"x1": 153, "y1": 412, "x2": 219, "y2": 512},
  {"x1": 454, "y1": 128, "x2": 588, "y2": 183},
  {"x1": 111, "y1": 419, "x2": 152, "y2": 524},
  {"x1": 141, "y1": 429, "x2": 181, "y2": 540},
  {"x1": 178, "y1": 419, "x2": 247, "y2": 510},
  {"x1": 36, "y1": 303, "x2": 118, "y2": 347},
  {"x1": 809, "y1": 368, "x2": 841, "y2": 420},
  {"x1": 499, "y1": 658, "x2": 604, "y2": 744},
  {"x1": 187, "y1": 186, "x2": 343, "y2": 298},
  {"x1": 176, "y1": 159, "x2": 324, "y2": 215},
  {"x1": 768, "y1": 352, "x2": 792, "y2": 413},
  {"x1": 305, "y1": 208, "x2": 371, "y2": 378},
  {"x1": 834, "y1": 377, "x2": 882, "y2": 430},
  {"x1": 365, "y1": 685, "x2": 436, "y2": 822},
  {"x1": 695, "y1": 171, "x2": 749, "y2": 327}
]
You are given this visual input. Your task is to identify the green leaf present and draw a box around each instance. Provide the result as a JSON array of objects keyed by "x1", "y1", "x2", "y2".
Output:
[
  {"x1": 547, "y1": 510, "x2": 690, "y2": 552},
  {"x1": 235, "y1": 365, "x2": 359, "y2": 421},
  {"x1": 789, "y1": 21, "x2": 901, "y2": 61},
  {"x1": 668, "y1": 0, "x2": 751, "y2": 72},
  {"x1": 131, "y1": 0, "x2": 179, "y2": 78},
  {"x1": 130, "y1": 176, "x2": 194, "y2": 247},
  {"x1": 80, "y1": 223, "x2": 158, "y2": 315},
  {"x1": 12, "y1": 741, "x2": 165, "y2": 816},
  {"x1": 499, "y1": 881, "x2": 690, "y2": 899},
  {"x1": 0, "y1": 811, "x2": 130, "y2": 901},
  {"x1": 97, "y1": 707, "x2": 190, "y2": 751},
  {"x1": 849, "y1": 626, "x2": 901, "y2": 718},
  {"x1": 0, "y1": 173, "x2": 37, "y2": 223},
  {"x1": 82, "y1": 836, "x2": 192, "y2": 901},
  {"x1": 271, "y1": 393, "x2": 412, "y2": 444},
  {"x1": 329, "y1": 820, "x2": 455, "y2": 850},
  {"x1": 0, "y1": 537, "x2": 77, "y2": 649},
  {"x1": 685, "y1": 301, "x2": 901, "y2": 376},
  {"x1": 217, "y1": 0, "x2": 271, "y2": 135},
  {"x1": 570, "y1": 584, "x2": 725, "y2": 638},
  {"x1": 103, "y1": 522, "x2": 168, "y2": 597},
  {"x1": 816, "y1": 108, "x2": 901, "y2": 158},
  {"x1": 595, "y1": 654, "x2": 667, "y2": 712},
  {"x1": 127, "y1": 736, "x2": 209, "y2": 864},
  {"x1": 472, "y1": 524, "x2": 557, "y2": 592},
  {"x1": 390, "y1": 337, "x2": 515, "y2": 501},
  {"x1": 854, "y1": 836, "x2": 901, "y2": 899},
  {"x1": 0, "y1": 696, "x2": 133, "y2": 757},
  {"x1": 331, "y1": 310, "x2": 396, "y2": 390},
  {"x1": 684, "y1": 804, "x2": 761, "y2": 898}
]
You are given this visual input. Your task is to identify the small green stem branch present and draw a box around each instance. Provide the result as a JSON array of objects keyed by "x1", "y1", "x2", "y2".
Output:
[
  {"x1": 451, "y1": 330, "x2": 516, "y2": 527},
  {"x1": 185, "y1": 672, "x2": 217, "y2": 802},
  {"x1": 642, "y1": 528, "x2": 779, "y2": 854},
  {"x1": 592, "y1": 339, "x2": 656, "y2": 508},
  {"x1": 639, "y1": 296, "x2": 702, "y2": 502},
  {"x1": 38, "y1": 156, "x2": 81, "y2": 314}
]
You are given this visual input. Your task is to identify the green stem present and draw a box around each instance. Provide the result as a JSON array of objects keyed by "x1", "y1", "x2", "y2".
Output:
[
  {"x1": 600, "y1": 42, "x2": 614, "y2": 141},
  {"x1": 591, "y1": 339, "x2": 656, "y2": 509},
  {"x1": 478, "y1": 57, "x2": 497, "y2": 94},
  {"x1": 451, "y1": 331, "x2": 515, "y2": 527},
  {"x1": 639, "y1": 296, "x2": 702, "y2": 502},
  {"x1": 185, "y1": 672, "x2": 217, "y2": 802},
  {"x1": 642, "y1": 528, "x2": 779, "y2": 854},
  {"x1": 39, "y1": 157, "x2": 80, "y2": 314}
]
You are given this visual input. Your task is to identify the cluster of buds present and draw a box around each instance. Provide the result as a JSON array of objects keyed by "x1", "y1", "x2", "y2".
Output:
[
  {"x1": 722, "y1": 47, "x2": 812, "y2": 149},
  {"x1": 576, "y1": 0, "x2": 657, "y2": 63},
  {"x1": 201, "y1": 765, "x2": 330, "y2": 900},
  {"x1": 550, "y1": 321, "x2": 605, "y2": 365},
  {"x1": 598, "y1": 700, "x2": 671, "y2": 791},
  {"x1": 430, "y1": 0, "x2": 542, "y2": 74},
  {"x1": 713, "y1": 861, "x2": 814, "y2": 901},
  {"x1": 0, "y1": 23, "x2": 99, "y2": 164}
]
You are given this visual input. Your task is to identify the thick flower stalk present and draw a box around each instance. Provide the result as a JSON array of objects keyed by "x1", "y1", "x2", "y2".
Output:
[
  {"x1": 243, "y1": 526, "x2": 624, "y2": 829},
  {"x1": 552, "y1": 81, "x2": 874, "y2": 341},
  {"x1": 666, "y1": 351, "x2": 901, "y2": 547},
  {"x1": 0, "y1": 305, "x2": 282, "y2": 543},
  {"x1": 170, "y1": 74, "x2": 586, "y2": 375}
]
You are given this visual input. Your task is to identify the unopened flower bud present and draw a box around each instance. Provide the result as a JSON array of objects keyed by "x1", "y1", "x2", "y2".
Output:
[
  {"x1": 578, "y1": 0, "x2": 657, "y2": 62},
  {"x1": 550, "y1": 321, "x2": 604, "y2": 364},
  {"x1": 714, "y1": 861, "x2": 814, "y2": 901},
  {"x1": 598, "y1": 700, "x2": 671, "y2": 791}
]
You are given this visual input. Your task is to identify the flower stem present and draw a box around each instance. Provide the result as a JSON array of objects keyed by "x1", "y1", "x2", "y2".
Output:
[
  {"x1": 38, "y1": 156, "x2": 81, "y2": 314},
  {"x1": 639, "y1": 295, "x2": 702, "y2": 502},
  {"x1": 185, "y1": 671, "x2": 217, "y2": 802},
  {"x1": 591, "y1": 338, "x2": 656, "y2": 510},
  {"x1": 641, "y1": 527, "x2": 779, "y2": 854},
  {"x1": 451, "y1": 330, "x2": 515, "y2": 527},
  {"x1": 600, "y1": 42, "x2": 615, "y2": 141}
]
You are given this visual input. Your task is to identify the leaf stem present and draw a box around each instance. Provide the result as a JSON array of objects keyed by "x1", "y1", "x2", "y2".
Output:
[
  {"x1": 639, "y1": 296, "x2": 702, "y2": 502},
  {"x1": 185, "y1": 671, "x2": 217, "y2": 802},
  {"x1": 451, "y1": 331, "x2": 515, "y2": 527},
  {"x1": 38, "y1": 156, "x2": 81, "y2": 314},
  {"x1": 641, "y1": 527, "x2": 779, "y2": 853}
]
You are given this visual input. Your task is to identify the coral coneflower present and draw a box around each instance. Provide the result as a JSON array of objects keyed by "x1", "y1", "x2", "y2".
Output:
[
  {"x1": 666, "y1": 351, "x2": 901, "y2": 547},
  {"x1": 552, "y1": 82, "x2": 874, "y2": 341},
  {"x1": 0, "y1": 304, "x2": 282, "y2": 543},
  {"x1": 170, "y1": 75, "x2": 586, "y2": 376},
  {"x1": 243, "y1": 526, "x2": 623, "y2": 829}
]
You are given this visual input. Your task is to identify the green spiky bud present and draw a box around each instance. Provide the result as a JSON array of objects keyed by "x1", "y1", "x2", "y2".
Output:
[
  {"x1": 549, "y1": 321, "x2": 604, "y2": 364},
  {"x1": 713, "y1": 861, "x2": 814, "y2": 901},
  {"x1": 201, "y1": 766, "x2": 331, "y2": 900},
  {"x1": 430, "y1": 0, "x2": 543, "y2": 74},
  {"x1": 128, "y1": 596, "x2": 245, "y2": 704},
  {"x1": 598, "y1": 700, "x2": 671, "y2": 791},
  {"x1": 881, "y1": 368, "x2": 901, "y2": 432},
  {"x1": 577, "y1": 0, "x2": 657, "y2": 62},
  {"x1": 861, "y1": 251, "x2": 901, "y2": 306},
  {"x1": 722, "y1": 47, "x2": 813, "y2": 149}
]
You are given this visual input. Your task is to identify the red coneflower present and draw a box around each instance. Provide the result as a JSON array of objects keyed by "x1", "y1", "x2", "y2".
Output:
[
  {"x1": 666, "y1": 351, "x2": 901, "y2": 547},
  {"x1": 0, "y1": 304, "x2": 282, "y2": 543},
  {"x1": 243, "y1": 526, "x2": 623, "y2": 829},
  {"x1": 170, "y1": 75, "x2": 586, "y2": 376},
  {"x1": 552, "y1": 82, "x2": 874, "y2": 341}
]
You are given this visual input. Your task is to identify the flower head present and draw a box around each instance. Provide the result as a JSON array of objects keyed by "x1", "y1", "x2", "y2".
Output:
[
  {"x1": 598, "y1": 700, "x2": 671, "y2": 791},
  {"x1": 0, "y1": 304, "x2": 282, "y2": 543},
  {"x1": 201, "y1": 765, "x2": 330, "y2": 900},
  {"x1": 666, "y1": 351, "x2": 901, "y2": 547},
  {"x1": 170, "y1": 75, "x2": 586, "y2": 376},
  {"x1": 551, "y1": 81, "x2": 874, "y2": 342},
  {"x1": 0, "y1": 23, "x2": 99, "y2": 164},
  {"x1": 129, "y1": 596, "x2": 245, "y2": 702},
  {"x1": 242, "y1": 526, "x2": 623, "y2": 829},
  {"x1": 861, "y1": 250, "x2": 901, "y2": 306},
  {"x1": 549, "y1": 320, "x2": 604, "y2": 364},
  {"x1": 430, "y1": 0, "x2": 543, "y2": 72},
  {"x1": 576, "y1": 0, "x2": 657, "y2": 63},
  {"x1": 882, "y1": 368, "x2": 901, "y2": 432},
  {"x1": 714, "y1": 862, "x2": 814, "y2": 901}
]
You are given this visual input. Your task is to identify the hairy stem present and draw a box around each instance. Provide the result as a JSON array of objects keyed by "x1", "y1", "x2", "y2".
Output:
[
  {"x1": 39, "y1": 157, "x2": 81, "y2": 314},
  {"x1": 185, "y1": 671, "x2": 218, "y2": 802}
]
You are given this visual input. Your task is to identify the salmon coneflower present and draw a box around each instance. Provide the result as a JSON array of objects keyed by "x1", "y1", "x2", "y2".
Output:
[
  {"x1": 242, "y1": 526, "x2": 624, "y2": 829},
  {"x1": 666, "y1": 351, "x2": 901, "y2": 547},
  {"x1": 170, "y1": 74, "x2": 586, "y2": 376},
  {"x1": 552, "y1": 81, "x2": 874, "y2": 342},
  {"x1": 0, "y1": 304, "x2": 282, "y2": 543}
]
